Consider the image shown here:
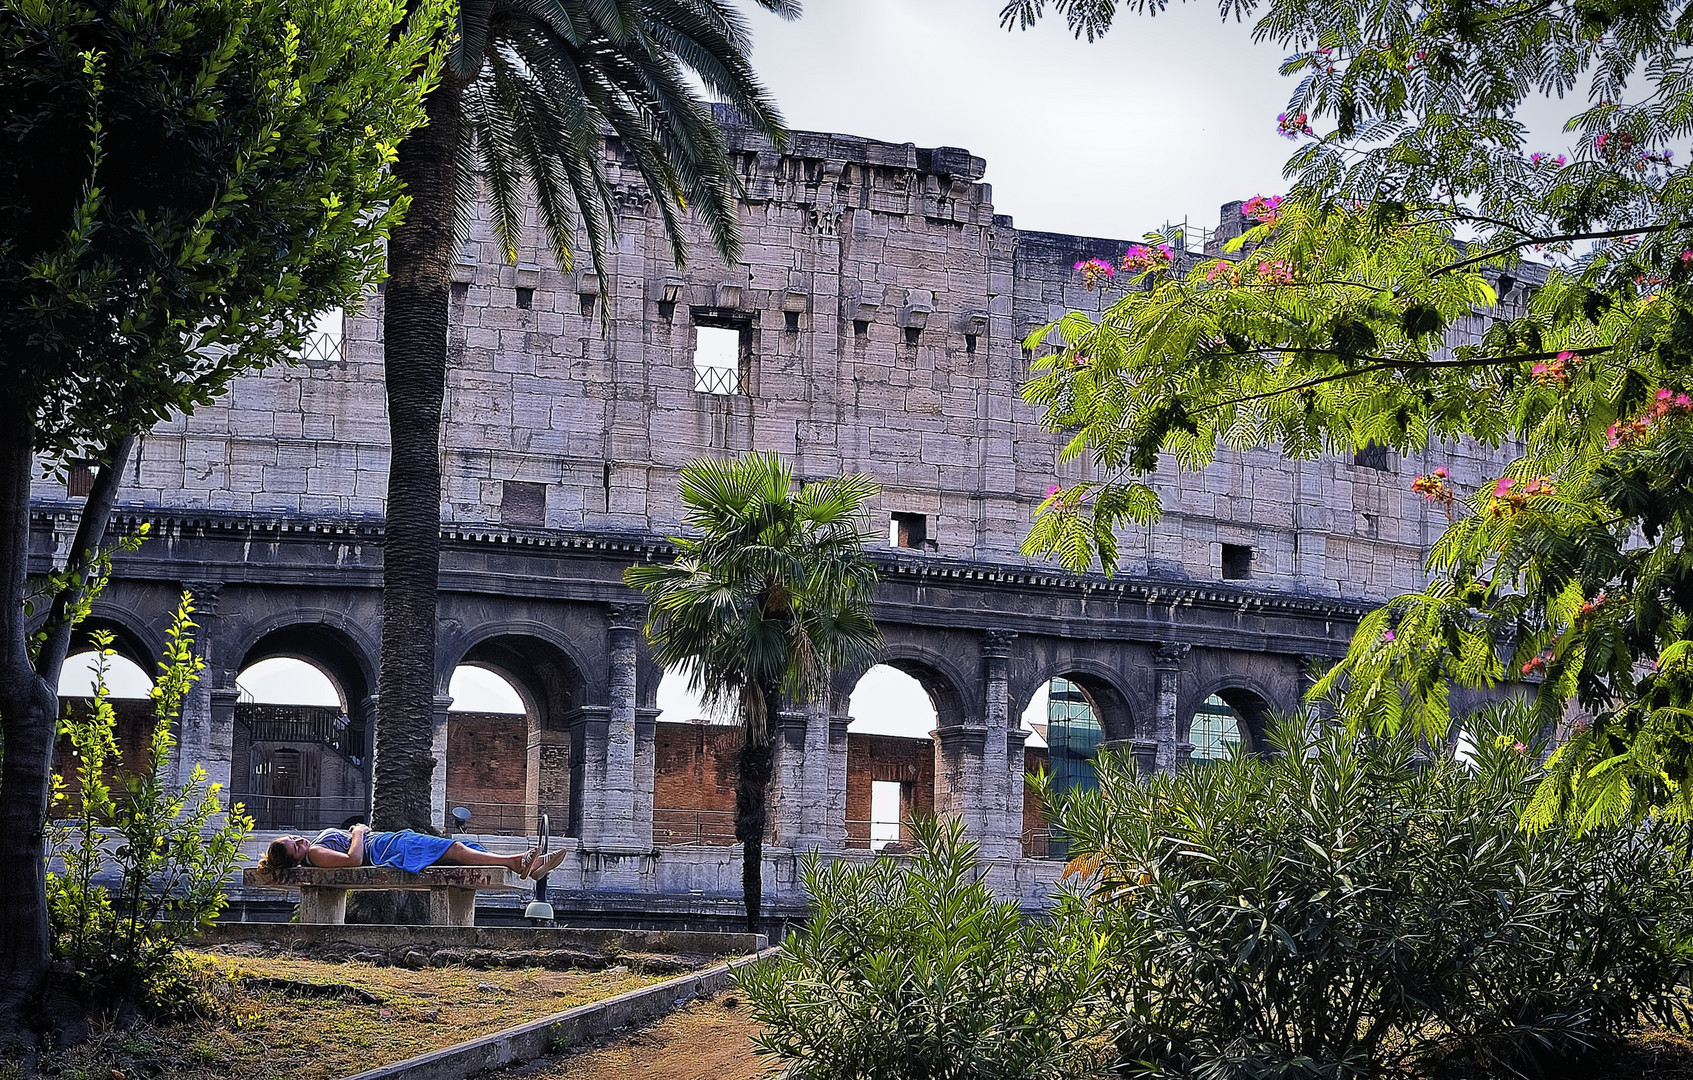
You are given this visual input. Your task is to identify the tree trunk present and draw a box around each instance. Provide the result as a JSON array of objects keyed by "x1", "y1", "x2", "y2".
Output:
[
  {"x1": 0, "y1": 419, "x2": 135, "y2": 1039},
  {"x1": 735, "y1": 682, "x2": 777, "y2": 936},
  {"x1": 0, "y1": 401, "x2": 61, "y2": 1037},
  {"x1": 373, "y1": 80, "x2": 461, "y2": 833}
]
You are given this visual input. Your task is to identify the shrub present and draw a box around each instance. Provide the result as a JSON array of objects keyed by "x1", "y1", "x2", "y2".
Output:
[
  {"x1": 48, "y1": 593, "x2": 252, "y2": 1016},
  {"x1": 737, "y1": 815, "x2": 1111, "y2": 1080},
  {"x1": 1045, "y1": 708, "x2": 1693, "y2": 1079}
]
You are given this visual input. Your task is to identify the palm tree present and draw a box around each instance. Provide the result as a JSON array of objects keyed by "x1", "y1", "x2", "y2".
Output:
[
  {"x1": 374, "y1": 0, "x2": 797, "y2": 831},
  {"x1": 625, "y1": 452, "x2": 881, "y2": 933}
]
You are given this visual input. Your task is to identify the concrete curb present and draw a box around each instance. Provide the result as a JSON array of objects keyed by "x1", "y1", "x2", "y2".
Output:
[
  {"x1": 339, "y1": 947, "x2": 782, "y2": 1080},
  {"x1": 201, "y1": 921, "x2": 765, "y2": 958}
]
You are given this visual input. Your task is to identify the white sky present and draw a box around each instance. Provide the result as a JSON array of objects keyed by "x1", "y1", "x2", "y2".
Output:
[{"x1": 741, "y1": 0, "x2": 1295, "y2": 242}]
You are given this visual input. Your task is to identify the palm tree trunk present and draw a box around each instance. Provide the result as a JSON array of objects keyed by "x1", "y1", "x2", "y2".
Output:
[
  {"x1": 0, "y1": 397, "x2": 58, "y2": 1038},
  {"x1": 735, "y1": 681, "x2": 778, "y2": 936},
  {"x1": 373, "y1": 80, "x2": 461, "y2": 833}
]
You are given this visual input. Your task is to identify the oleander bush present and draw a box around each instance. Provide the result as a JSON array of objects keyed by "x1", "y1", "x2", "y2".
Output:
[
  {"x1": 1046, "y1": 706, "x2": 1693, "y2": 1079},
  {"x1": 737, "y1": 815, "x2": 1112, "y2": 1080}
]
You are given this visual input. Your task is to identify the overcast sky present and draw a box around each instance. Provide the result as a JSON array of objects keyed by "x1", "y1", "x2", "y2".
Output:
[{"x1": 739, "y1": 0, "x2": 1297, "y2": 242}]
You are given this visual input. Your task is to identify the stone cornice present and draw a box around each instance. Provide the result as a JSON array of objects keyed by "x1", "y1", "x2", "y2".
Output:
[{"x1": 30, "y1": 503, "x2": 1378, "y2": 620}]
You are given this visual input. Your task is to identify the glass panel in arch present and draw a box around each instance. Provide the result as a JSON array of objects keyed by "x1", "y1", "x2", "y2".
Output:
[
  {"x1": 1048, "y1": 678, "x2": 1103, "y2": 795},
  {"x1": 1190, "y1": 694, "x2": 1242, "y2": 761}
]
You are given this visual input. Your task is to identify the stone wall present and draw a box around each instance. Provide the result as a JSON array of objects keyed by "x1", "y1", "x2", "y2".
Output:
[{"x1": 33, "y1": 110, "x2": 1520, "y2": 607}]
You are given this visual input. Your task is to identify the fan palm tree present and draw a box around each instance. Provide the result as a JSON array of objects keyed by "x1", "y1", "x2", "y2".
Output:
[
  {"x1": 374, "y1": 0, "x2": 797, "y2": 831},
  {"x1": 625, "y1": 452, "x2": 881, "y2": 933}
]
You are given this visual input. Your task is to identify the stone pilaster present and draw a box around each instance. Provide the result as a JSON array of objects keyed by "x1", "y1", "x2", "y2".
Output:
[
  {"x1": 209, "y1": 686, "x2": 240, "y2": 804},
  {"x1": 177, "y1": 581, "x2": 228, "y2": 792},
  {"x1": 431, "y1": 694, "x2": 453, "y2": 831},
  {"x1": 1153, "y1": 642, "x2": 1191, "y2": 773},
  {"x1": 573, "y1": 605, "x2": 648, "y2": 853},
  {"x1": 769, "y1": 698, "x2": 838, "y2": 851},
  {"x1": 825, "y1": 713, "x2": 851, "y2": 849},
  {"x1": 980, "y1": 630, "x2": 1019, "y2": 858}
]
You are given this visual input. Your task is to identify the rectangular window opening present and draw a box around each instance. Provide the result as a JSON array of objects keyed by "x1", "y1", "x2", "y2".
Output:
[
  {"x1": 578, "y1": 293, "x2": 596, "y2": 318},
  {"x1": 515, "y1": 287, "x2": 534, "y2": 309},
  {"x1": 1222, "y1": 543, "x2": 1253, "y2": 581},
  {"x1": 65, "y1": 461, "x2": 95, "y2": 499},
  {"x1": 297, "y1": 307, "x2": 345, "y2": 364},
  {"x1": 965, "y1": 333, "x2": 978, "y2": 354},
  {"x1": 784, "y1": 310, "x2": 801, "y2": 333},
  {"x1": 502, "y1": 481, "x2": 547, "y2": 528},
  {"x1": 1354, "y1": 442, "x2": 1390, "y2": 470},
  {"x1": 853, "y1": 319, "x2": 870, "y2": 344},
  {"x1": 870, "y1": 780, "x2": 902, "y2": 851},
  {"x1": 903, "y1": 326, "x2": 922, "y2": 346},
  {"x1": 657, "y1": 300, "x2": 677, "y2": 322},
  {"x1": 890, "y1": 512, "x2": 932, "y2": 551},
  {"x1": 692, "y1": 322, "x2": 748, "y2": 396},
  {"x1": 450, "y1": 282, "x2": 469, "y2": 303}
]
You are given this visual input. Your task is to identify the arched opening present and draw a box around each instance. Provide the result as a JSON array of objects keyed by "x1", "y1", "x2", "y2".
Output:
[
  {"x1": 233, "y1": 626, "x2": 374, "y2": 833},
  {"x1": 54, "y1": 641, "x2": 158, "y2": 813},
  {"x1": 656, "y1": 666, "x2": 728, "y2": 724},
  {"x1": 848, "y1": 664, "x2": 937, "y2": 738},
  {"x1": 653, "y1": 666, "x2": 739, "y2": 846},
  {"x1": 445, "y1": 662, "x2": 532, "y2": 835},
  {"x1": 1185, "y1": 686, "x2": 1271, "y2": 763},
  {"x1": 238, "y1": 656, "x2": 343, "y2": 708},
  {"x1": 1020, "y1": 677, "x2": 1108, "y2": 860},
  {"x1": 447, "y1": 635, "x2": 582, "y2": 837},
  {"x1": 59, "y1": 650, "x2": 154, "y2": 699},
  {"x1": 1189, "y1": 694, "x2": 1244, "y2": 762},
  {"x1": 843, "y1": 663, "x2": 947, "y2": 850}
]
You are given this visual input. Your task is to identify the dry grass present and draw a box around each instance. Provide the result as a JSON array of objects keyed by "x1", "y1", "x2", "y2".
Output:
[
  {"x1": 513, "y1": 994, "x2": 772, "y2": 1080},
  {"x1": 6, "y1": 950, "x2": 663, "y2": 1080}
]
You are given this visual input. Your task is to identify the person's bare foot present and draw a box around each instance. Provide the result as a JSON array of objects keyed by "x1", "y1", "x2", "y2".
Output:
[{"x1": 531, "y1": 848, "x2": 568, "y2": 879}]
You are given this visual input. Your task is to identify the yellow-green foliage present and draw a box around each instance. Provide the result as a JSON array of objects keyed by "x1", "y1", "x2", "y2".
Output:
[{"x1": 48, "y1": 593, "x2": 253, "y2": 1012}]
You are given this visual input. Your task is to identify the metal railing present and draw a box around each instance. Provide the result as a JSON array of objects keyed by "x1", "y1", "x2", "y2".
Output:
[
  {"x1": 237, "y1": 711, "x2": 361, "y2": 761},
  {"x1": 236, "y1": 794, "x2": 369, "y2": 833},
  {"x1": 655, "y1": 806, "x2": 737, "y2": 846},
  {"x1": 693, "y1": 363, "x2": 742, "y2": 395},
  {"x1": 443, "y1": 800, "x2": 566, "y2": 838}
]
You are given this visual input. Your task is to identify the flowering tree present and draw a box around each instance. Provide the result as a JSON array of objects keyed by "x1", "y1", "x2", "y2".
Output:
[{"x1": 1003, "y1": 0, "x2": 1693, "y2": 826}]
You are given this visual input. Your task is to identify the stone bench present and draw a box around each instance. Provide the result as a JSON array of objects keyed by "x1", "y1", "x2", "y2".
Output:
[{"x1": 242, "y1": 864, "x2": 531, "y2": 926}]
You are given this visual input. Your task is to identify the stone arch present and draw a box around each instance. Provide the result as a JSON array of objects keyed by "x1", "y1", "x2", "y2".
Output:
[
  {"x1": 436, "y1": 619, "x2": 595, "y2": 709},
  {"x1": 439, "y1": 626, "x2": 591, "y2": 836},
  {"x1": 71, "y1": 604, "x2": 166, "y2": 672},
  {"x1": 1017, "y1": 659, "x2": 1141, "y2": 744},
  {"x1": 233, "y1": 617, "x2": 380, "y2": 831},
  {"x1": 230, "y1": 610, "x2": 379, "y2": 707},
  {"x1": 1186, "y1": 676, "x2": 1280, "y2": 756},
  {"x1": 863, "y1": 641, "x2": 974, "y2": 730}
]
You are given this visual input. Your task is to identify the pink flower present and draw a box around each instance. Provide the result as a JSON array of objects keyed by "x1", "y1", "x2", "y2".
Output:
[
  {"x1": 1512, "y1": 741, "x2": 1527, "y2": 753},
  {"x1": 1493, "y1": 478, "x2": 1512, "y2": 498},
  {"x1": 1383, "y1": 630, "x2": 1395, "y2": 642},
  {"x1": 1045, "y1": 485, "x2": 1060, "y2": 498}
]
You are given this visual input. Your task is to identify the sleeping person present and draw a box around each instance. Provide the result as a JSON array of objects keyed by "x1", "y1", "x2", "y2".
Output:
[{"x1": 259, "y1": 823, "x2": 568, "y2": 879}]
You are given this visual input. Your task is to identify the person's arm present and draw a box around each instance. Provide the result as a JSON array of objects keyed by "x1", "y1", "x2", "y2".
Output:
[
  {"x1": 303, "y1": 843, "x2": 362, "y2": 868},
  {"x1": 305, "y1": 826, "x2": 370, "y2": 869}
]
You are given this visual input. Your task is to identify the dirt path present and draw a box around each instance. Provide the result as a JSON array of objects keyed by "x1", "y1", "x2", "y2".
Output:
[{"x1": 512, "y1": 994, "x2": 773, "y2": 1080}]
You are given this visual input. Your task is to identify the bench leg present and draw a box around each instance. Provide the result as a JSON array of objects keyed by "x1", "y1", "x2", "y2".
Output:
[
  {"x1": 430, "y1": 887, "x2": 476, "y2": 927},
  {"x1": 299, "y1": 887, "x2": 348, "y2": 924}
]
